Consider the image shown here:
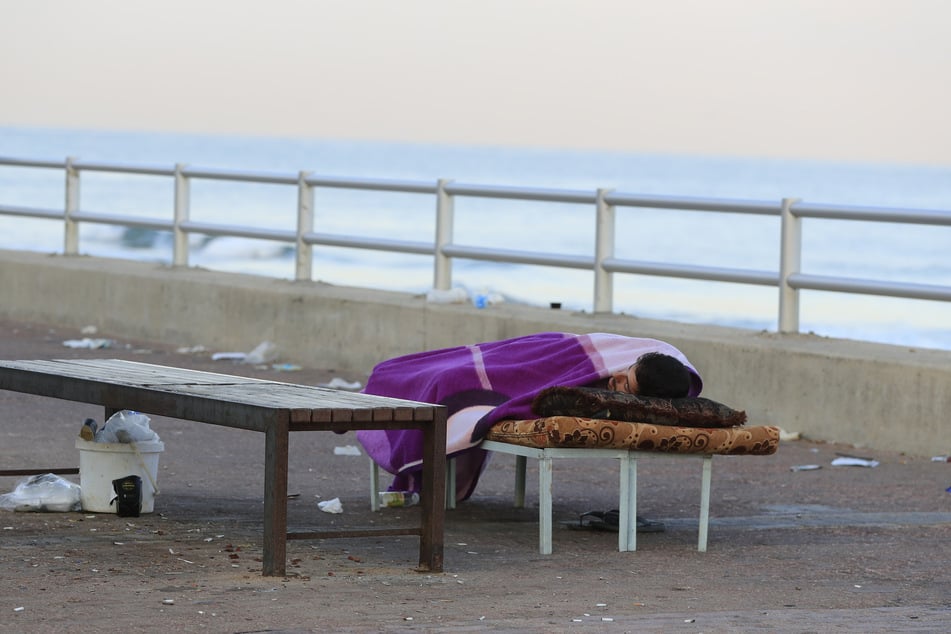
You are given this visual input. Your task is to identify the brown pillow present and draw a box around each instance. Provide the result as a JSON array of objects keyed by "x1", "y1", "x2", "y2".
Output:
[{"x1": 531, "y1": 386, "x2": 747, "y2": 428}]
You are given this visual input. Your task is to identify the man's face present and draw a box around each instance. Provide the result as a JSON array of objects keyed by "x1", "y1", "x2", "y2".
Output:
[{"x1": 607, "y1": 363, "x2": 639, "y2": 394}]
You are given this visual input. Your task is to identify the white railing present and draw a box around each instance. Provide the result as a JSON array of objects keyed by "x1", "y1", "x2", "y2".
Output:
[{"x1": 2, "y1": 155, "x2": 950, "y2": 336}]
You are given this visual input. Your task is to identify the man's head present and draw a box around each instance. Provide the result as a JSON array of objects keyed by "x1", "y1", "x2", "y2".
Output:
[{"x1": 608, "y1": 352, "x2": 691, "y2": 398}]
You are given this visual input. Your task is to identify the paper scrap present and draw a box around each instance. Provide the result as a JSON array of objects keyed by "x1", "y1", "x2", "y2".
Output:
[
  {"x1": 831, "y1": 456, "x2": 879, "y2": 468},
  {"x1": 244, "y1": 341, "x2": 278, "y2": 364},
  {"x1": 211, "y1": 352, "x2": 246, "y2": 361},
  {"x1": 334, "y1": 445, "x2": 362, "y2": 456},
  {"x1": 62, "y1": 338, "x2": 113, "y2": 349},
  {"x1": 317, "y1": 498, "x2": 343, "y2": 514},
  {"x1": 318, "y1": 377, "x2": 363, "y2": 391}
]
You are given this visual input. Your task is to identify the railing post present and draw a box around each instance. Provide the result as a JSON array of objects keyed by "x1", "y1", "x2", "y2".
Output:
[
  {"x1": 173, "y1": 163, "x2": 190, "y2": 267},
  {"x1": 64, "y1": 156, "x2": 80, "y2": 255},
  {"x1": 594, "y1": 188, "x2": 615, "y2": 312},
  {"x1": 433, "y1": 178, "x2": 454, "y2": 290},
  {"x1": 778, "y1": 197, "x2": 802, "y2": 333},
  {"x1": 295, "y1": 171, "x2": 314, "y2": 281}
]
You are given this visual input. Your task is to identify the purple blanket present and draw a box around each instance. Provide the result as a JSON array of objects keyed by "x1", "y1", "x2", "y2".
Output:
[{"x1": 356, "y1": 332, "x2": 702, "y2": 500}]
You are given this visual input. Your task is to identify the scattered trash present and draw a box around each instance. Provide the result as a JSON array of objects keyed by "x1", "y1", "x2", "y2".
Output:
[
  {"x1": 317, "y1": 498, "x2": 343, "y2": 514},
  {"x1": 93, "y1": 410, "x2": 159, "y2": 443},
  {"x1": 378, "y1": 491, "x2": 419, "y2": 508},
  {"x1": 211, "y1": 352, "x2": 246, "y2": 361},
  {"x1": 78, "y1": 417, "x2": 98, "y2": 441},
  {"x1": 76, "y1": 413, "x2": 163, "y2": 512},
  {"x1": 318, "y1": 377, "x2": 363, "y2": 391},
  {"x1": 80, "y1": 325, "x2": 98, "y2": 335},
  {"x1": 62, "y1": 337, "x2": 113, "y2": 349},
  {"x1": 244, "y1": 341, "x2": 278, "y2": 365},
  {"x1": 790, "y1": 464, "x2": 822, "y2": 472},
  {"x1": 112, "y1": 475, "x2": 143, "y2": 517},
  {"x1": 162, "y1": 599, "x2": 175, "y2": 605},
  {"x1": 13, "y1": 606, "x2": 25, "y2": 612},
  {"x1": 271, "y1": 363, "x2": 301, "y2": 372},
  {"x1": 211, "y1": 341, "x2": 279, "y2": 364},
  {"x1": 946, "y1": 486, "x2": 951, "y2": 494},
  {"x1": 472, "y1": 290, "x2": 504, "y2": 309},
  {"x1": 778, "y1": 428, "x2": 801, "y2": 441},
  {"x1": 333, "y1": 445, "x2": 362, "y2": 456},
  {"x1": 0, "y1": 473, "x2": 82, "y2": 512},
  {"x1": 931, "y1": 456, "x2": 950, "y2": 463},
  {"x1": 175, "y1": 345, "x2": 207, "y2": 354},
  {"x1": 831, "y1": 456, "x2": 879, "y2": 468},
  {"x1": 426, "y1": 287, "x2": 469, "y2": 304}
]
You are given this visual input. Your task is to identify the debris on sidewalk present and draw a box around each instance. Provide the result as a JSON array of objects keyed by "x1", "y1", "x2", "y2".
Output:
[
  {"x1": 244, "y1": 341, "x2": 278, "y2": 365},
  {"x1": 318, "y1": 377, "x2": 363, "y2": 391},
  {"x1": 0, "y1": 473, "x2": 82, "y2": 512},
  {"x1": 175, "y1": 344, "x2": 207, "y2": 354},
  {"x1": 831, "y1": 456, "x2": 879, "y2": 468},
  {"x1": 211, "y1": 341, "x2": 278, "y2": 365},
  {"x1": 790, "y1": 464, "x2": 822, "y2": 472},
  {"x1": 317, "y1": 498, "x2": 343, "y2": 514},
  {"x1": 334, "y1": 445, "x2": 362, "y2": 456},
  {"x1": 62, "y1": 337, "x2": 113, "y2": 349},
  {"x1": 211, "y1": 351, "x2": 246, "y2": 361},
  {"x1": 93, "y1": 410, "x2": 159, "y2": 443}
]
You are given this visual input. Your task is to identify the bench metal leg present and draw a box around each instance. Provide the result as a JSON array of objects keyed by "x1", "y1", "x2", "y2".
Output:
[
  {"x1": 418, "y1": 409, "x2": 447, "y2": 572},
  {"x1": 369, "y1": 459, "x2": 380, "y2": 511},
  {"x1": 262, "y1": 419, "x2": 290, "y2": 577},
  {"x1": 698, "y1": 454, "x2": 712, "y2": 552}
]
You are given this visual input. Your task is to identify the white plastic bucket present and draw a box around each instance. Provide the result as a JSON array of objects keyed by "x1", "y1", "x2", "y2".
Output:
[{"x1": 75, "y1": 438, "x2": 164, "y2": 513}]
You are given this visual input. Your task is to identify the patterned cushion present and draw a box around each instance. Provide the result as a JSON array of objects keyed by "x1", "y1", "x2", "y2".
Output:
[
  {"x1": 486, "y1": 416, "x2": 779, "y2": 455},
  {"x1": 532, "y1": 386, "x2": 747, "y2": 428}
]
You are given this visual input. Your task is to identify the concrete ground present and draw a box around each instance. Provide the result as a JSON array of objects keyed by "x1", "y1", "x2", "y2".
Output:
[{"x1": 1, "y1": 318, "x2": 949, "y2": 633}]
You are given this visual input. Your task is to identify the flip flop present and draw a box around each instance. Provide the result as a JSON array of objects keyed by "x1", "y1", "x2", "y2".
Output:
[{"x1": 576, "y1": 509, "x2": 665, "y2": 533}]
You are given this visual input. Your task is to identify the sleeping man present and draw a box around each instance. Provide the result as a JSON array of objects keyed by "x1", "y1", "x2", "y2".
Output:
[{"x1": 355, "y1": 331, "x2": 702, "y2": 504}]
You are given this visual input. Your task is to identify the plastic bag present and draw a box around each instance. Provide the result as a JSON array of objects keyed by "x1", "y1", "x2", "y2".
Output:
[
  {"x1": 0, "y1": 473, "x2": 82, "y2": 512},
  {"x1": 95, "y1": 410, "x2": 159, "y2": 443}
]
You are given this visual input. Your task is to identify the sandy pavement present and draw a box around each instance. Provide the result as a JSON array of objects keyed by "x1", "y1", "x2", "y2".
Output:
[{"x1": 1, "y1": 319, "x2": 949, "y2": 633}]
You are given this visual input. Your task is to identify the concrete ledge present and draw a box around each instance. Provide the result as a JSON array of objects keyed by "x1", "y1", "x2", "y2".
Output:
[{"x1": 2, "y1": 248, "x2": 948, "y2": 456}]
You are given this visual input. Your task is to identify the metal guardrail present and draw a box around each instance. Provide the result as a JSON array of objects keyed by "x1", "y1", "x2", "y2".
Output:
[{"x1": 2, "y1": 155, "x2": 950, "y2": 336}]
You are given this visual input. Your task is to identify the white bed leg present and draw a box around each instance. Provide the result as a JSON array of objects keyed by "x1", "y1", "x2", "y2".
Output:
[
  {"x1": 698, "y1": 454, "x2": 712, "y2": 552},
  {"x1": 538, "y1": 455, "x2": 553, "y2": 554}
]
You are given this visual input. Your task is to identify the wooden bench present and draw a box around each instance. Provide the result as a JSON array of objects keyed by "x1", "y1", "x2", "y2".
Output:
[{"x1": 0, "y1": 359, "x2": 447, "y2": 576}]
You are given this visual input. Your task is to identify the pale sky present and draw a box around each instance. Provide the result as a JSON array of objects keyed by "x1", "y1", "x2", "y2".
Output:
[{"x1": 2, "y1": 0, "x2": 950, "y2": 165}]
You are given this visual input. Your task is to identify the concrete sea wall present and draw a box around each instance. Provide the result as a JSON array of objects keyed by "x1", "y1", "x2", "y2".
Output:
[{"x1": 2, "y1": 249, "x2": 948, "y2": 457}]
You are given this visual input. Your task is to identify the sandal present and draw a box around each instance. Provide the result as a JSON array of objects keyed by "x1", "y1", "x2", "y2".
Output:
[{"x1": 577, "y1": 509, "x2": 665, "y2": 533}]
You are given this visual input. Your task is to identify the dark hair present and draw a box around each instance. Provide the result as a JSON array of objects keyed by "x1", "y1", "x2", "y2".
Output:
[{"x1": 634, "y1": 352, "x2": 691, "y2": 398}]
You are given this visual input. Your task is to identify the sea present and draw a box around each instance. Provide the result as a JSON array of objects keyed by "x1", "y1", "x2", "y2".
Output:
[{"x1": 2, "y1": 126, "x2": 950, "y2": 352}]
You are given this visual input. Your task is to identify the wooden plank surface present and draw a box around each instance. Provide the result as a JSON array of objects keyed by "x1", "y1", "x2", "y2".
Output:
[{"x1": 0, "y1": 359, "x2": 439, "y2": 427}]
